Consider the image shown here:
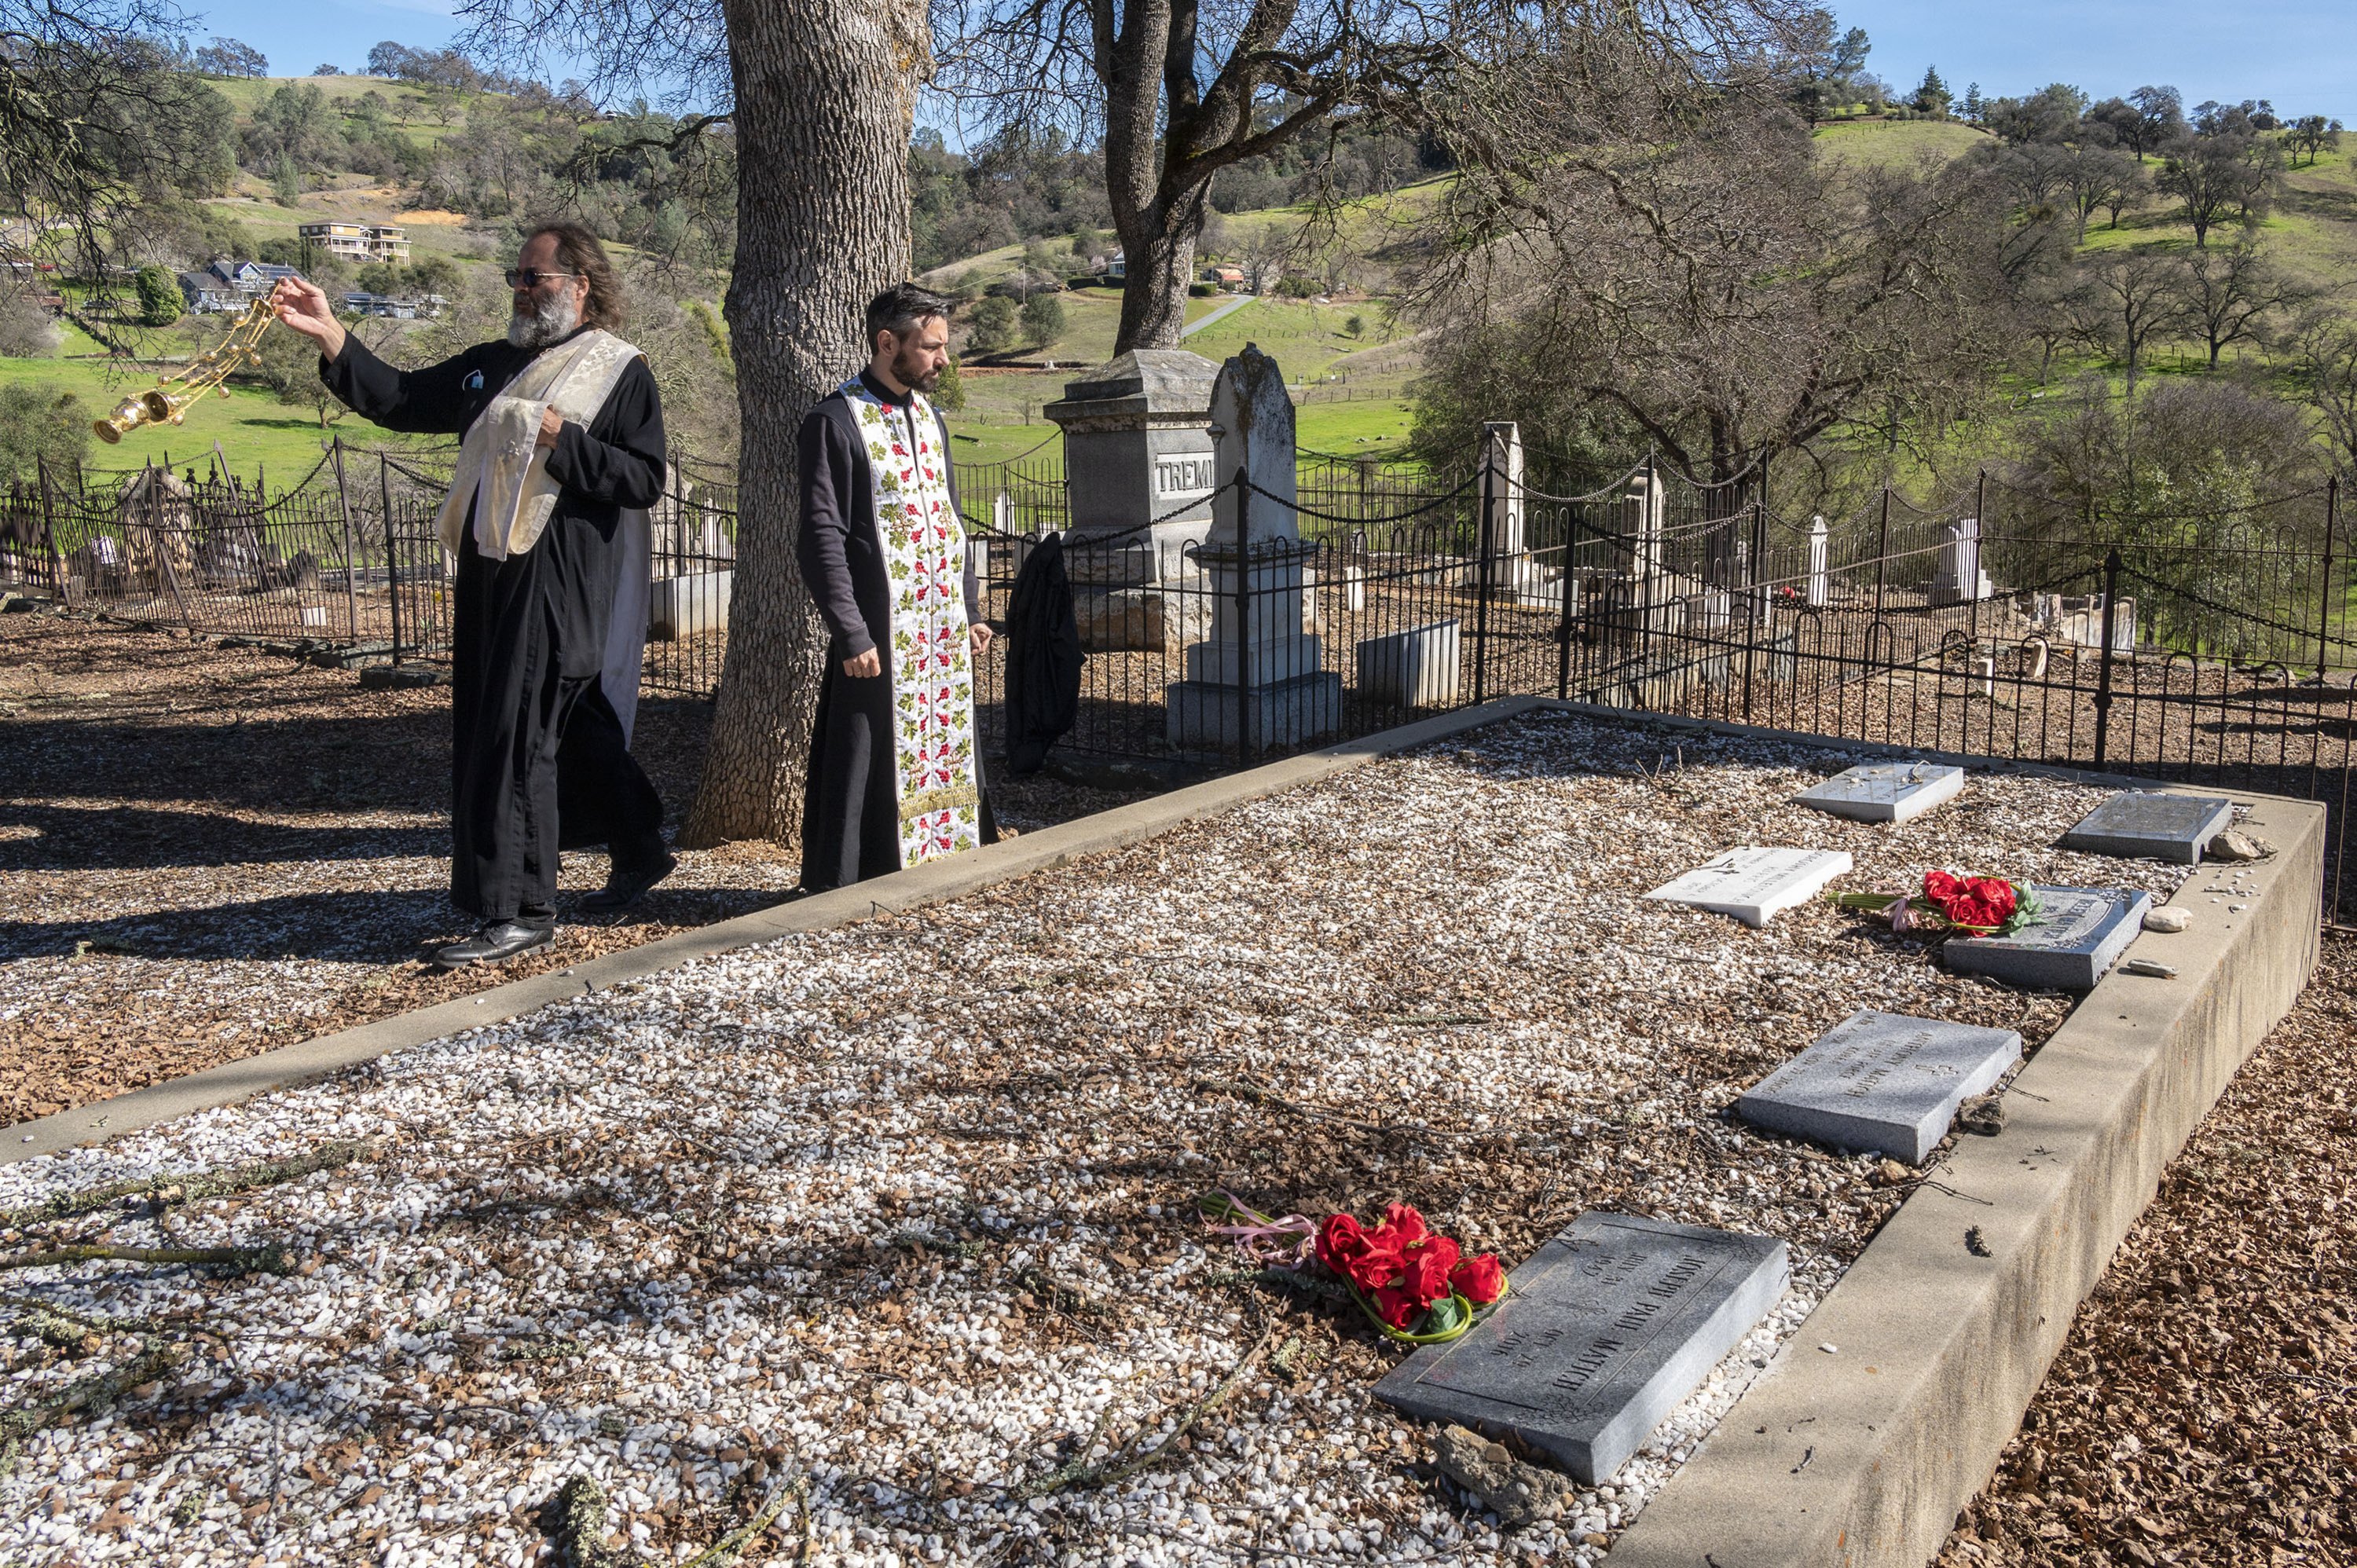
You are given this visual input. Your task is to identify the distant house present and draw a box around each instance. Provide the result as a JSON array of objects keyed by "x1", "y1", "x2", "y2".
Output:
[
  {"x1": 211, "y1": 259, "x2": 303, "y2": 298},
  {"x1": 178, "y1": 271, "x2": 241, "y2": 313},
  {"x1": 299, "y1": 222, "x2": 411, "y2": 264},
  {"x1": 1106, "y1": 251, "x2": 1126, "y2": 280},
  {"x1": 1207, "y1": 266, "x2": 1246, "y2": 290},
  {"x1": 340, "y1": 292, "x2": 445, "y2": 320}
]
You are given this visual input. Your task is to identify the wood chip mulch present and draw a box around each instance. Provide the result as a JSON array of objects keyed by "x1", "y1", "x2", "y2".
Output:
[
  {"x1": 1940, "y1": 931, "x2": 2357, "y2": 1568},
  {"x1": 0, "y1": 608, "x2": 1142, "y2": 1127}
]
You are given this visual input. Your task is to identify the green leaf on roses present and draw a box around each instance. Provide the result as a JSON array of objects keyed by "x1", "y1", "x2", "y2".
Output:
[{"x1": 1421, "y1": 1295, "x2": 1464, "y2": 1336}]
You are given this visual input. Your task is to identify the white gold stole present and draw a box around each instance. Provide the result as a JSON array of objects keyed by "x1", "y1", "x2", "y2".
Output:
[{"x1": 841, "y1": 379, "x2": 982, "y2": 867}]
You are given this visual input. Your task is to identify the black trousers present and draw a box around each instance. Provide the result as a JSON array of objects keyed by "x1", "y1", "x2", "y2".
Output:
[
  {"x1": 450, "y1": 526, "x2": 664, "y2": 925},
  {"x1": 799, "y1": 649, "x2": 995, "y2": 894}
]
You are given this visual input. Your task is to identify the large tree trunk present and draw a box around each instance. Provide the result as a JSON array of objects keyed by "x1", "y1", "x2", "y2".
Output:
[
  {"x1": 680, "y1": 0, "x2": 930, "y2": 848},
  {"x1": 1112, "y1": 197, "x2": 1204, "y2": 351}
]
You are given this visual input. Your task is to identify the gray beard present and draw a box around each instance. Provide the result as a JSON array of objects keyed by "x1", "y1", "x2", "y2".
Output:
[{"x1": 507, "y1": 293, "x2": 581, "y2": 350}]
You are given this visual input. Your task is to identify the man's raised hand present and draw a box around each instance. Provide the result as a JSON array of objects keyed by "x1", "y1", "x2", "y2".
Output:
[{"x1": 270, "y1": 280, "x2": 347, "y2": 361}]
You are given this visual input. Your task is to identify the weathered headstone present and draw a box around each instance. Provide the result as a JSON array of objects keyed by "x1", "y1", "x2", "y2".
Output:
[
  {"x1": 2061, "y1": 791, "x2": 2234, "y2": 865},
  {"x1": 1375, "y1": 1214, "x2": 1789, "y2": 1485},
  {"x1": 1939, "y1": 885, "x2": 2151, "y2": 989},
  {"x1": 1735, "y1": 1009, "x2": 2022, "y2": 1163},
  {"x1": 1793, "y1": 761, "x2": 1966, "y2": 825},
  {"x1": 1356, "y1": 620, "x2": 1461, "y2": 708},
  {"x1": 649, "y1": 570, "x2": 731, "y2": 640},
  {"x1": 1477, "y1": 422, "x2": 1559, "y2": 606},
  {"x1": 1644, "y1": 847, "x2": 1853, "y2": 928},
  {"x1": 1164, "y1": 345, "x2": 1342, "y2": 748}
]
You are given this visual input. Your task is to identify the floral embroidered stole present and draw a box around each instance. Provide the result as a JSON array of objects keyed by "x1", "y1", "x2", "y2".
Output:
[{"x1": 841, "y1": 379, "x2": 981, "y2": 867}]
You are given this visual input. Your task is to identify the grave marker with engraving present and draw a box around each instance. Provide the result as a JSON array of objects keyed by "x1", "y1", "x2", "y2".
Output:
[
  {"x1": 2061, "y1": 791, "x2": 2234, "y2": 864},
  {"x1": 1736, "y1": 1009, "x2": 2022, "y2": 1163},
  {"x1": 1793, "y1": 762, "x2": 1965, "y2": 825},
  {"x1": 1644, "y1": 847, "x2": 1853, "y2": 928},
  {"x1": 1939, "y1": 885, "x2": 2151, "y2": 989},
  {"x1": 1376, "y1": 1214, "x2": 1788, "y2": 1484}
]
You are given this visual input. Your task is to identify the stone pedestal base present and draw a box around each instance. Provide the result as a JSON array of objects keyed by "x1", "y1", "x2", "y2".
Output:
[
  {"x1": 1075, "y1": 585, "x2": 1212, "y2": 653},
  {"x1": 1165, "y1": 672, "x2": 1343, "y2": 749},
  {"x1": 1184, "y1": 633, "x2": 1325, "y2": 683}
]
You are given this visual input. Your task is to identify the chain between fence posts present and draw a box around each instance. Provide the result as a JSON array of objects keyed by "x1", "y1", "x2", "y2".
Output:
[
  {"x1": 1474, "y1": 430, "x2": 1497, "y2": 708},
  {"x1": 2321, "y1": 474, "x2": 2340, "y2": 677},
  {"x1": 330, "y1": 438, "x2": 360, "y2": 643},
  {"x1": 2095, "y1": 547, "x2": 2122, "y2": 768},
  {"x1": 379, "y1": 454, "x2": 403, "y2": 666}
]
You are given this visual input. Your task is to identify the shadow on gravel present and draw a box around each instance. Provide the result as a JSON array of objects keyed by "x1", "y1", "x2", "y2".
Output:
[
  {"x1": 0, "y1": 888, "x2": 464, "y2": 962},
  {"x1": 0, "y1": 802, "x2": 443, "y2": 873}
]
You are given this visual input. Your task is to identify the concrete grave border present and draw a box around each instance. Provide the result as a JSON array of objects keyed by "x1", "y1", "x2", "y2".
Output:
[{"x1": 5, "y1": 698, "x2": 2324, "y2": 1568}]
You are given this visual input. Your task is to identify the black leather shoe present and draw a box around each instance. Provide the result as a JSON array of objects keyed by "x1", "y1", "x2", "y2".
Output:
[
  {"x1": 578, "y1": 851, "x2": 678, "y2": 913},
  {"x1": 433, "y1": 921, "x2": 553, "y2": 969}
]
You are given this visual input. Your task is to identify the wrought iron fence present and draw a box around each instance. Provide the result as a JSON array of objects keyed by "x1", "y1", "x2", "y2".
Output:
[{"x1": 5, "y1": 438, "x2": 2351, "y2": 923}]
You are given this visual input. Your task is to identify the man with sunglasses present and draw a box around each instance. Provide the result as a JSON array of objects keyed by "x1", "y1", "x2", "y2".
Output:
[{"x1": 273, "y1": 224, "x2": 673, "y2": 968}]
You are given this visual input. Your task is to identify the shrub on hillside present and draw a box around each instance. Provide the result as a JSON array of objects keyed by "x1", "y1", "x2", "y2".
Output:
[
  {"x1": 134, "y1": 266, "x2": 185, "y2": 327},
  {"x1": 0, "y1": 294, "x2": 60, "y2": 357},
  {"x1": 1019, "y1": 292, "x2": 1066, "y2": 347},
  {"x1": 0, "y1": 386, "x2": 91, "y2": 482},
  {"x1": 964, "y1": 296, "x2": 1017, "y2": 357}
]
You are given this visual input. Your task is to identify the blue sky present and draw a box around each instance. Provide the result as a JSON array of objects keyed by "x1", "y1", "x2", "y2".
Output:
[
  {"x1": 190, "y1": 0, "x2": 2357, "y2": 126},
  {"x1": 1832, "y1": 1, "x2": 2355, "y2": 125}
]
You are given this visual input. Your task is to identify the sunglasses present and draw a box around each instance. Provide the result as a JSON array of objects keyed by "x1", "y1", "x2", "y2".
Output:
[{"x1": 504, "y1": 269, "x2": 581, "y2": 288}]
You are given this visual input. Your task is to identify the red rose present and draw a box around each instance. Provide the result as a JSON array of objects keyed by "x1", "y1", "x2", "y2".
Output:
[
  {"x1": 1451, "y1": 1253, "x2": 1506, "y2": 1305},
  {"x1": 1374, "y1": 1203, "x2": 1429, "y2": 1251},
  {"x1": 1316, "y1": 1214, "x2": 1402, "y2": 1290},
  {"x1": 1371, "y1": 1282, "x2": 1423, "y2": 1330},
  {"x1": 1396, "y1": 1236, "x2": 1461, "y2": 1307},
  {"x1": 1969, "y1": 877, "x2": 2017, "y2": 921},
  {"x1": 1923, "y1": 870, "x2": 1964, "y2": 905}
]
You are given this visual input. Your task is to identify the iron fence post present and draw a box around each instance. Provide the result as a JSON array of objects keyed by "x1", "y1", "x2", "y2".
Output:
[
  {"x1": 1474, "y1": 428, "x2": 1496, "y2": 707},
  {"x1": 379, "y1": 454, "x2": 403, "y2": 665},
  {"x1": 34, "y1": 455, "x2": 60, "y2": 594},
  {"x1": 1235, "y1": 474, "x2": 1253, "y2": 760},
  {"x1": 331, "y1": 438, "x2": 360, "y2": 644},
  {"x1": 2095, "y1": 547, "x2": 2122, "y2": 767},
  {"x1": 1970, "y1": 470, "x2": 1988, "y2": 647},
  {"x1": 1871, "y1": 485, "x2": 1892, "y2": 623},
  {"x1": 2320, "y1": 474, "x2": 2339, "y2": 676},
  {"x1": 1556, "y1": 494, "x2": 1578, "y2": 701}
]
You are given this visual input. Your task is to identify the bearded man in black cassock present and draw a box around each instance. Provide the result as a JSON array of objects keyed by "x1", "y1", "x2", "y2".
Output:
[
  {"x1": 273, "y1": 224, "x2": 673, "y2": 967},
  {"x1": 797, "y1": 284, "x2": 998, "y2": 891}
]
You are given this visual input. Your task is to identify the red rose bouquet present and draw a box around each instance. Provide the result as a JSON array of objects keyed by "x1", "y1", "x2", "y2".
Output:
[
  {"x1": 1200, "y1": 1193, "x2": 1508, "y2": 1344},
  {"x1": 1832, "y1": 869, "x2": 2042, "y2": 937}
]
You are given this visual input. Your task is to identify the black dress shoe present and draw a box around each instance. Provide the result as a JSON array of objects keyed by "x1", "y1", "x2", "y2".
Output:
[
  {"x1": 433, "y1": 921, "x2": 554, "y2": 969},
  {"x1": 578, "y1": 851, "x2": 677, "y2": 913}
]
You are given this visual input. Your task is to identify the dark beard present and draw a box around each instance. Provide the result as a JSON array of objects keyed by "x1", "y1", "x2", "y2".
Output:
[{"x1": 893, "y1": 345, "x2": 943, "y2": 393}]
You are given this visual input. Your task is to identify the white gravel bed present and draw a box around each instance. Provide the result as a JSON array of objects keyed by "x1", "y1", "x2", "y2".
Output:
[{"x1": 0, "y1": 713, "x2": 2194, "y2": 1566}]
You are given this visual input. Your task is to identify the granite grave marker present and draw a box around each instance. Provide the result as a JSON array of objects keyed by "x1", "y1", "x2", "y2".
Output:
[
  {"x1": 2061, "y1": 791, "x2": 2234, "y2": 865},
  {"x1": 1939, "y1": 885, "x2": 2151, "y2": 989},
  {"x1": 1644, "y1": 847, "x2": 1853, "y2": 928},
  {"x1": 1375, "y1": 1213, "x2": 1788, "y2": 1484},
  {"x1": 1735, "y1": 1009, "x2": 2023, "y2": 1163},
  {"x1": 1793, "y1": 762, "x2": 1966, "y2": 825}
]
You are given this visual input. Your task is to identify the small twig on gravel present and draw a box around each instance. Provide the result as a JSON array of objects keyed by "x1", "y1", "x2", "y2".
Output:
[
  {"x1": 0, "y1": 1243, "x2": 291, "y2": 1275},
  {"x1": 0, "y1": 1140, "x2": 375, "y2": 1230},
  {"x1": 552, "y1": 1475, "x2": 620, "y2": 1568},
  {"x1": 679, "y1": 1475, "x2": 805, "y2": 1568},
  {"x1": 1188, "y1": 1076, "x2": 1392, "y2": 1134},
  {"x1": 0, "y1": 1339, "x2": 185, "y2": 1470},
  {"x1": 1010, "y1": 1324, "x2": 1276, "y2": 1501}
]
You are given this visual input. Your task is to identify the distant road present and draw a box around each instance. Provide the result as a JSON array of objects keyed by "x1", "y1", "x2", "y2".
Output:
[{"x1": 1182, "y1": 295, "x2": 1255, "y2": 337}]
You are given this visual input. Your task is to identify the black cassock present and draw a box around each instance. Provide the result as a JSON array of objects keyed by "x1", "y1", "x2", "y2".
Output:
[
  {"x1": 795, "y1": 370, "x2": 998, "y2": 892},
  {"x1": 322, "y1": 332, "x2": 668, "y2": 927}
]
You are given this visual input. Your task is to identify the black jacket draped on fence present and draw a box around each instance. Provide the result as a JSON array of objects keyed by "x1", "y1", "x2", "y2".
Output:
[
  {"x1": 321, "y1": 330, "x2": 668, "y2": 925},
  {"x1": 1003, "y1": 533, "x2": 1082, "y2": 775}
]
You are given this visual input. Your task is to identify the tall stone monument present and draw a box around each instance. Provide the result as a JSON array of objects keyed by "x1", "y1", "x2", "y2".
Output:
[
  {"x1": 1165, "y1": 345, "x2": 1343, "y2": 749},
  {"x1": 1476, "y1": 422, "x2": 1560, "y2": 605},
  {"x1": 1041, "y1": 350, "x2": 1221, "y2": 650}
]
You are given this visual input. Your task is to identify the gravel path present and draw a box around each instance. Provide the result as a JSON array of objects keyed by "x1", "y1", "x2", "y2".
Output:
[
  {"x1": 0, "y1": 711, "x2": 2190, "y2": 1566},
  {"x1": 1938, "y1": 932, "x2": 2357, "y2": 1568},
  {"x1": 0, "y1": 610, "x2": 1138, "y2": 1124}
]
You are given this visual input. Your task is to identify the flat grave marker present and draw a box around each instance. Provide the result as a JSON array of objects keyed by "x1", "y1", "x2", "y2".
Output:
[
  {"x1": 2061, "y1": 791, "x2": 2234, "y2": 865},
  {"x1": 1644, "y1": 847, "x2": 1853, "y2": 928},
  {"x1": 1793, "y1": 762, "x2": 1966, "y2": 825},
  {"x1": 1376, "y1": 1213, "x2": 1788, "y2": 1484},
  {"x1": 1735, "y1": 1009, "x2": 2023, "y2": 1163},
  {"x1": 1940, "y1": 885, "x2": 2151, "y2": 990}
]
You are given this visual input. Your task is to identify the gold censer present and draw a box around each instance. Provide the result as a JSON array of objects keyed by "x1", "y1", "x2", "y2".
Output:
[{"x1": 94, "y1": 295, "x2": 280, "y2": 444}]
